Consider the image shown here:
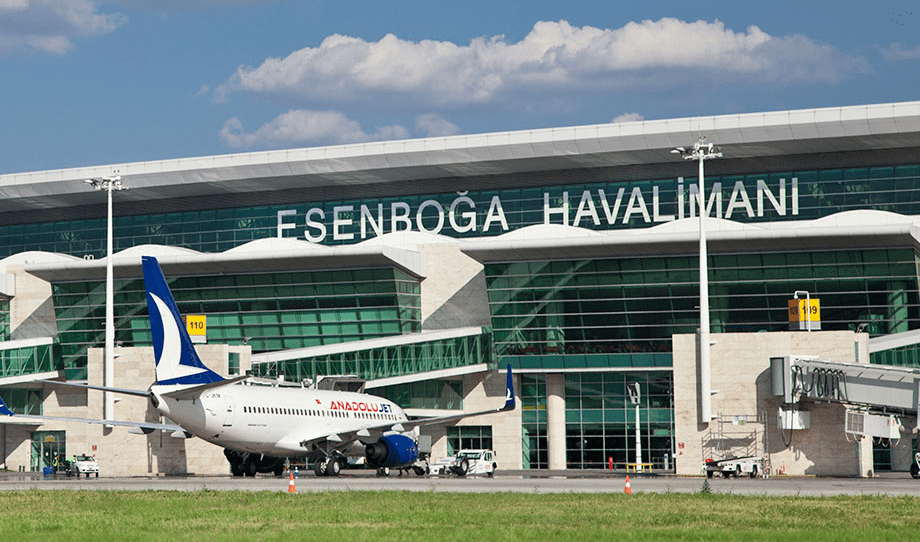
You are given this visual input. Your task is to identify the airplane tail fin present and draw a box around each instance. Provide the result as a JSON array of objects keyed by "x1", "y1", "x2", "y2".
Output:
[
  {"x1": 501, "y1": 364, "x2": 515, "y2": 411},
  {"x1": 0, "y1": 395, "x2": 14, "y2": 416},
  {"x1": 142, "y1": 256, "x2": 224, "y2": 386}
]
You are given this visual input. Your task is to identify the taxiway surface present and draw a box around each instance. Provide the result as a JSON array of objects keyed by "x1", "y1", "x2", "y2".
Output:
[{"x1": 2, "y1": 471, "x2": 919, "y2": 496}]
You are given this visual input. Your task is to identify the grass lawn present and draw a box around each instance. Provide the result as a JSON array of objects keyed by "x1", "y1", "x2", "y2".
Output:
[{"x1": 0, "y1": 490, "x2": 918, "y2": 541}]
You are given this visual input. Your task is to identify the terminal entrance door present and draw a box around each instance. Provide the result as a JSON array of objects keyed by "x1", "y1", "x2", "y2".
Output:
[{"x1": 31, "y1": 431, "x2": 66, "y2": 472}]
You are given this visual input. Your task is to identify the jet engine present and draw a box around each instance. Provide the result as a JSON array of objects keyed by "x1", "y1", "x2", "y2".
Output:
[{"x1": 364, "y1": 434, "x2": 419, "y2": 468}]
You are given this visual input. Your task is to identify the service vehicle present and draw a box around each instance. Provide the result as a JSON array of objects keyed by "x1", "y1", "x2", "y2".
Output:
[
  {"x1": 703, "y1": 455, "x2": 763, "y2": 478},
  {"x1": 68, "y1": 454, "x2": 99, "y2": 478},
  {"x1": 430, "y1": 449, "x2": 497, "y2": 477}
]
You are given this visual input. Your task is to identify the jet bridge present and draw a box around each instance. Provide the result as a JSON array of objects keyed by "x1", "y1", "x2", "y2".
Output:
[{"x1": 771, "y1": 355, "x2": 920, "y2": 437}]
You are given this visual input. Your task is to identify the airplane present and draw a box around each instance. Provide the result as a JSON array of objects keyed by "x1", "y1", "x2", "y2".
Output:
[{"x1": 0, "y1": 255, "x2": 516, "y2": 477}]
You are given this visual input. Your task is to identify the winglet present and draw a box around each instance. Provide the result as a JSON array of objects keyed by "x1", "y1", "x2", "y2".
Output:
[
  {"x1": 0, "y1": 395, "x2": 15, "y2": 417},
  {"x1": 501, "y1": 364, "x2": 515, "y2": 411},
  {"x1": 142, "y1": 256, "x2": 224, "y2": 386}
]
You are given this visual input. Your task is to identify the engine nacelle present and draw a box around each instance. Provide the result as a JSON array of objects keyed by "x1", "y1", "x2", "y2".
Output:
[{"x1": 364, "y1": 434, "x2": 419, "y2": 468}]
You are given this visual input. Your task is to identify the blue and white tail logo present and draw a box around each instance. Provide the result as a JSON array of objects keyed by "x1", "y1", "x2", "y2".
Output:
[
  {"x1": 502, "y1": 364, "x2": 515, "y2": 411},
  {"x1": 142, "y1": 256, "x2": 224, "y2": 386}
]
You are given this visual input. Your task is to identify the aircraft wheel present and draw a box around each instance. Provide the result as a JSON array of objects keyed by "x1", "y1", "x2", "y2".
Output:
[
  {"x1": 244, "y1": 459, "x2": 258, "y2": 477},
  {"x1": 314, "y1": 460, "x2": 327, "y2": 477},
  {"x1": 376, "y1": 467, "x2": 390, "y2": 477},
  {"x1": 326, "y1": 458, "x2": 341, "y2": 476}
]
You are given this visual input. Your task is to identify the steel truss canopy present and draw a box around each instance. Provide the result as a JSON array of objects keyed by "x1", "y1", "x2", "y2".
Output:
[{"x1": 1, "y1": 102, "x2": 919, "y2": 221}]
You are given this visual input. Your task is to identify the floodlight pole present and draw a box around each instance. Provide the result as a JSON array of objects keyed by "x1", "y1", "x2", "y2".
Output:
[
  {"x1": 84, "y1": 176, "x2": 127, "y2": 425},
  {"x1": 672, "y1": 138, "x2": 722, "y2": 425}
]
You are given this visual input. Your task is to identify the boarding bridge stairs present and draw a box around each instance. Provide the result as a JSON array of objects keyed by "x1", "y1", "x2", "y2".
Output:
[{"x1": 771, "y1": 356, "x2": 920, "y2": 436}]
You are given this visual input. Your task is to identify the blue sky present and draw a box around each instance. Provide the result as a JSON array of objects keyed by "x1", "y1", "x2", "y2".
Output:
[{"x1": 1, "y1": 0, "x2": 918, "y2": 175}]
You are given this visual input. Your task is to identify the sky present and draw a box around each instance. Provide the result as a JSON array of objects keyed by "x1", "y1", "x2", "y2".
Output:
[{"x1": 0, "y1": 0, "x2": 918, "y2": 175}]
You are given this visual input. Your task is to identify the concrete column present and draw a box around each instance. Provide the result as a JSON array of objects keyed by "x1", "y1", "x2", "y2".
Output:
[
  {"x1": 546, "y1": 373, "x2": 566, "y2": 470},
  {"x1": 857, "y1": 436, "x2": 875, "y2": 477}
]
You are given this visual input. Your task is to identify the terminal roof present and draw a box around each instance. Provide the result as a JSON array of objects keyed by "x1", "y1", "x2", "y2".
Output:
[{"x1": 0, "y1": 102, "x2": 919, "y2": 223}]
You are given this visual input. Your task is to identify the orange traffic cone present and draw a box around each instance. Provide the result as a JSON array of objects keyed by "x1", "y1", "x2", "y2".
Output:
[
  {"x1": 288, "y1": 472, "x2": 296, "y2": 493},
  {"x1": 624, "y1": 475, "x2": 632, "y2": 494}
]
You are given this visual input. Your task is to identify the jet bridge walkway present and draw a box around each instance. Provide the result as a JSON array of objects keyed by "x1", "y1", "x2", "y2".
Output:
[{"x1": 771, "y1": 355, "x2": 920, "y2": 436}]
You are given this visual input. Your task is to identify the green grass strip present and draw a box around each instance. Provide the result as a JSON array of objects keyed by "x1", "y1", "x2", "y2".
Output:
[{"x1": 0, "y1": 490, "x2": 918, "y2": 541}]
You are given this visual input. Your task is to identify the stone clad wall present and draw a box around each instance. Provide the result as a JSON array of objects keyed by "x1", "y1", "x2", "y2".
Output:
[{"x1": 673, "y1": 331, "x2": 873, "y2": 477}]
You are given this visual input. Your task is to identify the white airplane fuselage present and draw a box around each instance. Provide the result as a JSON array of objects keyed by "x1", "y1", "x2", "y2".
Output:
[{"x1": 152, "y1": 383, "x2": 408, "y2": 457}]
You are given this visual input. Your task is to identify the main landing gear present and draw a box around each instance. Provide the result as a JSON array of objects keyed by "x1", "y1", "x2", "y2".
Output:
[
  {"x1": 312, "y1": 455, "x2": 346, "y2": 477},
  {"x1": 225, "y1": 449, "x2": 285, "y2": 477}
]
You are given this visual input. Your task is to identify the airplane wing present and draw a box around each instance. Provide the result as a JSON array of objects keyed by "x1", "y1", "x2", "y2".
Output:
[
  {"x1": 40, "y1": 379, "x2": 151, "y2": 397},
  {"x1": 0, "y1": 394, "x2": 188, "y2": 436},
  {"x1": 296, "y1": 365, "x2": 516, "y2": 452}
]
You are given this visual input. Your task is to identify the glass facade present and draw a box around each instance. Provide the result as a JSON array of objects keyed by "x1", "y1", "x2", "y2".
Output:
[
  {"x1": 0, "y1": 342, "x2": 55, "y2": 379},
  {"x1": 372, "y1": 380, "x2": 463, "y2": 410},
  {"x1": 521, "y1": 374, "x2": 547, "y2": 469},
  {"x1": 0, "y1": 388, "x2": 42, "y2": 415},
  {"x1": 486, "y1": 249, "x2": 920, "y2": 363},
  {"x1": 3, "y1": 165, "x2": 920, "y2": 257},
  {"x1": 51, "y1": 268, "x2": 420, "y2": 379},
  {"x1": 564, "y1": 372, "x2": 673, "y2": 469},
  {"x1": 446, "y1": 426, "x2": 493, "y2": 455},
  {"x1": 252, "y1": 330, "x2": 492, "y2": 383},
  {"x1": 0, "y1": 299, "x2": 9, "y2": 342}
]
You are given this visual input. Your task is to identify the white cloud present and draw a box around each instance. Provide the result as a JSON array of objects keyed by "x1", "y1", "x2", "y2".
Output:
[
  {"x1": 882, "y1": 43, "x2": 920, "y2": 61},
  {"x1": 219, "y1": 109, "x2": 410, "y2": 149},
  {"x1": 216, "y1": 19, "x2": 867, "y2": 108},
  {"x1": 0, "y1": 0, "x2": 123, "y2": 55},
  {"x1": 611, "y1": 112, "x2": 644, "y2": 123},
  {"x1": 416, "y1": 114, "x2": 461, "y2": 137}
]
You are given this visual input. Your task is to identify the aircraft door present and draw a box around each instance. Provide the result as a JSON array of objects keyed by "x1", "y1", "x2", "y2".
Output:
[{"x1": 222, "y1": 396, "x2": 235, "y2": 428}]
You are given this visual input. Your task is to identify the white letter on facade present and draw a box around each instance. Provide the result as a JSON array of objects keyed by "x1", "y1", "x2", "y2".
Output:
[
  {"x1": 332, "y1": 205, "x2": 354, "y2": 241},
  {"x1": 757, "y1": 179, "x2": 786, "y2": 217},
  {"x1": 391, "y1": 202, "x2": 412, "y2": 232},
  {"x1": 304, "y1": 208, "x2": 326, "y2": 243},
  {"x1": 725, "y1": 181, "x2": 754, "y2": 219},
  {"x1": 483, "y1": 196, "x2": 509, "y2": 232},
  {"x1": 622, "y1": 187, "x2": 651, "y2": 224},
  {"x1": 361, "y1": 204, "x2": 384, "y2": 239},
  {"x1": 449, "y1": 196, "x2": 476, "y2": 233},
  {"x1": 653, "y1": 186, "x2": 675, "y2": 222},
  {"x1": 573, "y1": 190, "x2": 600, "y2": 227},
  {"x1": 277, "y1": 209, "x2": 296, "y2": 238},
  {"x1": 416, "y1": 200, "x2": 445, "y2": 234},
  {"x1": 544, "y1": 192, "x2": 569, "y2": 226},
  {"x1": 598, "y1": 188, "x2": 626, "y2": 225}
]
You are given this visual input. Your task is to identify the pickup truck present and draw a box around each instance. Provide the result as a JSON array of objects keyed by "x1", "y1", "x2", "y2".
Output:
[
  {"x1": 68, "y1": 454, "x2": 99, "y2": 478},
  {"x1": 431, "y1": 449, "x2": 497, "y2": 477}
]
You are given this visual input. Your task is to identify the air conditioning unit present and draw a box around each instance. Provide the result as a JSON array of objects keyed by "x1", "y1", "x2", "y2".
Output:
[{"x1": 845, "y1": 411, "x2": 900, "y2": 439}]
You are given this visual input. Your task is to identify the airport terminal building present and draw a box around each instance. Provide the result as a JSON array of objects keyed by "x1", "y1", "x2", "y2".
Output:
[{"x1": 2, "y1": 101, "x2": 920, "y2": 476}]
